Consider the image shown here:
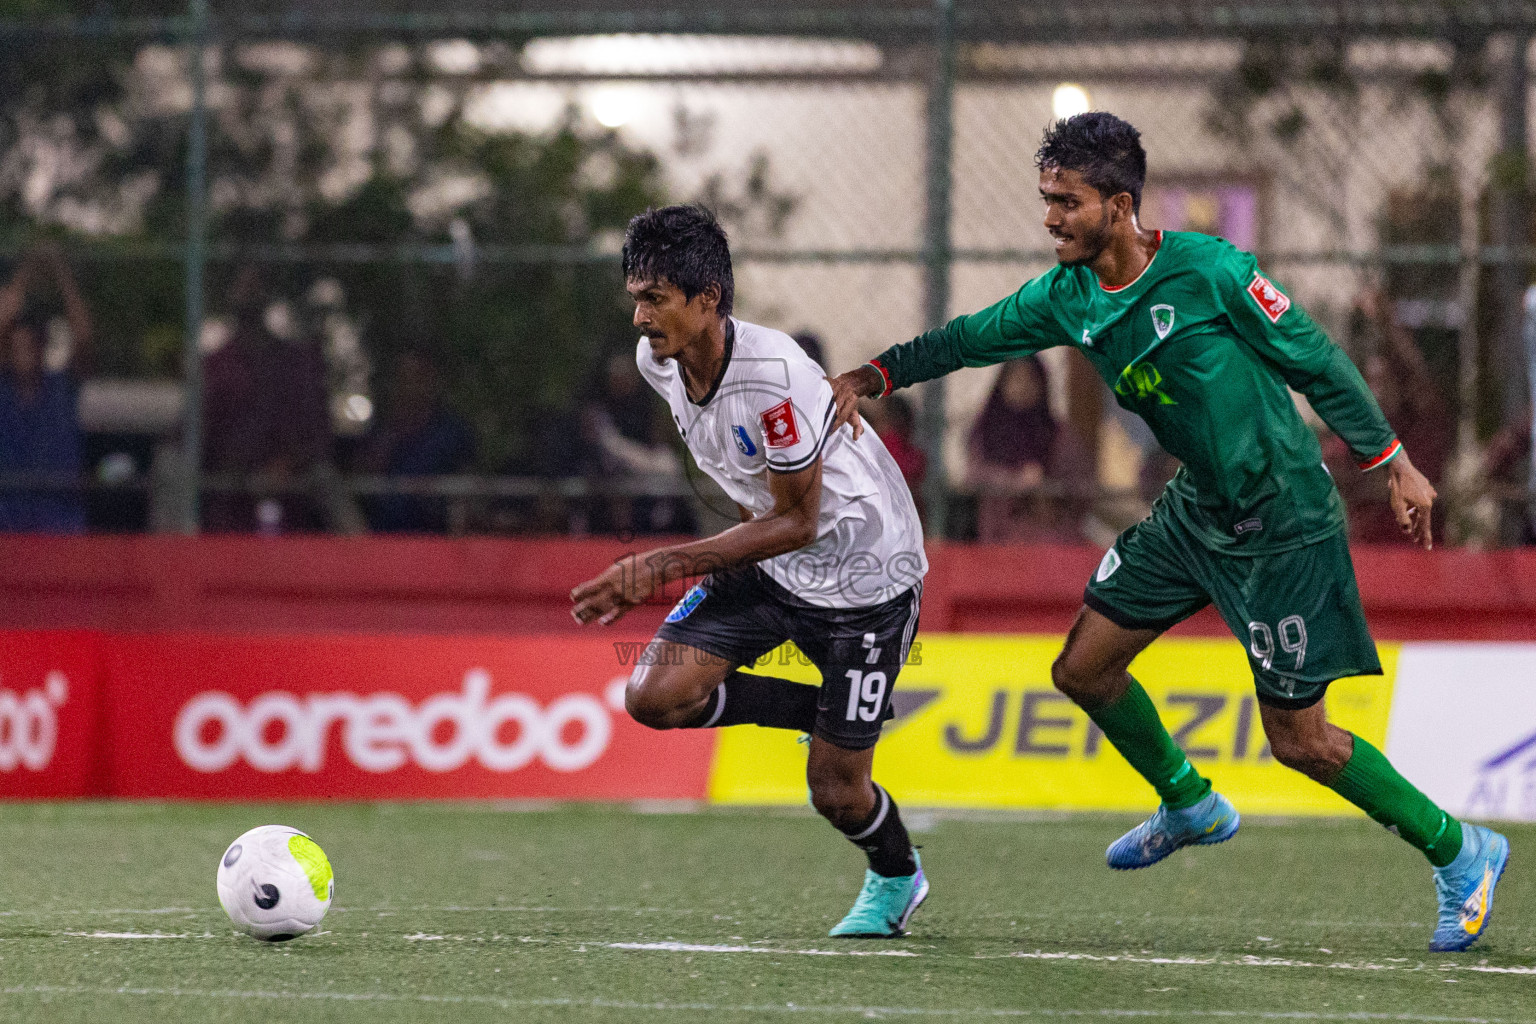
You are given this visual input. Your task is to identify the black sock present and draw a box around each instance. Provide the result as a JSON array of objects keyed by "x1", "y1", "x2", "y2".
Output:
[
  {"x1": 839, "y1": 784, "x2": 917, "y2": 878},
  {"x1": 683, "y1": 671, "x2": 819, "y2": 732}
]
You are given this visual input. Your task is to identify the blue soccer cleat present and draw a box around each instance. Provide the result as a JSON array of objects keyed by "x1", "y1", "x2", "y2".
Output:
[
  {"x1": 829, "y1": 853, "x2": 928, "y2": 938},
  {"x1": 1106, "y1": 790, "x2": 1240, "y2": 870},
  {"x1": 1430, "y1": 823, "x2": 1510, "y2": 952}
]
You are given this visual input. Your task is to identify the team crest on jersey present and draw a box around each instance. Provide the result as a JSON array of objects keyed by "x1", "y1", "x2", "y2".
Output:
[
  {"x1": 1150, "y1": 304, "x2": 1176, "y2": 340},
  {"x1": 1246, "y1": 272, "x2": 1291, "y2": 323},
  {"x1": 731, "y1": 425, "x2": 758, "y2": 457},
  {"x1": 761, "y1": 399, "x2": 801, "y2": 448},
  {"x1": 665, "y1": 584, "x2": 706, "y2": 623}
]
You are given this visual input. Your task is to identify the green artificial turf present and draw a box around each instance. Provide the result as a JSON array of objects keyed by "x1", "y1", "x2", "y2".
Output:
[{"x1": 0, "y1": 802, "x2": 1529, "y2": 1023}]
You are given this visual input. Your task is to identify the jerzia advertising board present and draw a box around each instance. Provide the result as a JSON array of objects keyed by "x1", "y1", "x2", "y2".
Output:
[
  {"x1": 710, "y1": 636, "x2": 1396, "y2": 816},
  {"x1": 0, "y1": 630, "x2": 1530, "y2": 821}
]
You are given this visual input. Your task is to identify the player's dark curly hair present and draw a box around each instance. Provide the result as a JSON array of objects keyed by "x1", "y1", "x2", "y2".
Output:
[
  {"x1": 621, "y1": 204, "x2": 734, "y2": 317},
  {"x1": 1036, "y1": 112, "x2": 1147, "y2": 214}
]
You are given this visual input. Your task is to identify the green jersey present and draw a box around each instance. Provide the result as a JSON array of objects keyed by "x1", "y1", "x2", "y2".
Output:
[{"x1": 869, "y1": 230, "x2": 1400, "y2": 554}]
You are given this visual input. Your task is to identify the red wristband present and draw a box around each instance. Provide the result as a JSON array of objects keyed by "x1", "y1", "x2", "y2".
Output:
[
  {"x1": 1357, "y1": 439, "x2": 1402, "y2": 472},
  {"x1": 867, "y1": 359, "x2": 894, "y2": 399}
]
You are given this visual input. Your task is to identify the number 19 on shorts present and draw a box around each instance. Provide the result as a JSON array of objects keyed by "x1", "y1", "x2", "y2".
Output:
[
  {"x1": 844, "y1": 669, "x2": 887, "y2": 722},
  {"x1": 1248, "y1": 615, "x2": 1308, "y2": 671}
]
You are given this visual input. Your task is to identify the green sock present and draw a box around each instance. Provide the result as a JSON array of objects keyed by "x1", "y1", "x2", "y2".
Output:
[
  {"x1": 1328, "y1": 734, "x2": 1463, "y2": 868},
  {"x1": 1087, "y1": 676, "x2": 1211, "y2": 810}
]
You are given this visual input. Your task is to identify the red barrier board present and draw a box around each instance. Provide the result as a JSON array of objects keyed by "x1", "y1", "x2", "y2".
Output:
[
  {"x1": 0, "y1": 536, "x2": 1532, "y2": 640},
  {"x1": 104, "y1": 634, "x2": 714, "y2": 800},
  {"x1": 0, "y1": 631, "x2": 105, "y2": 798}
]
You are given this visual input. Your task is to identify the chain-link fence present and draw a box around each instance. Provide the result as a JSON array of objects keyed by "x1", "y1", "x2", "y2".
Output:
[{"x1": 0, "y1": 3, "x2": 1533, "y2": 544}]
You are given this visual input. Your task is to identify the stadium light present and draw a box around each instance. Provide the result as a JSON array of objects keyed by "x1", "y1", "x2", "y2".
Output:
[
  {"x1": 522, "y1": 34, "x2": 881, "y2": 76},
  {"x1": 1052, "y1": 82, "x2": 1091, "y2": 119},
  {"x1": 343, "y1": 394, "x2": 373, "y2": 424},
  {"x1": 590, "y1": 87, "x2": 644, "y2": 128}
]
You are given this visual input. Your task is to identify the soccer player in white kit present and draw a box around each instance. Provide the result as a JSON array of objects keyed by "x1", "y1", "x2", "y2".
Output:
[{"x1": 571, "y1": 205, "x2": 929, "y2": 937}]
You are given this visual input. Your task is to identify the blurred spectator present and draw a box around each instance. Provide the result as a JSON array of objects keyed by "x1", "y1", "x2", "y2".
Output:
[
  {"x1": 201, "y1": 267, "x2": 332, "y2": 532},
  {"x1": 1483, "y1": 408, "x2": 1533, "y2": 545},
  {"x1": 1323, "y1": 288, "x2": 1452, "y2": 543},
  {"x1": 581, "y1": 353, "x2": 694, "y2": 535},
  {"x1": 355, "y1": 349, "x2": 476, "y2": 533},
  {"x1": 862, "y1": 394, "x2": 927, "y2": 526},
  {"x1": 494, "y1": 404, "x2": 590, "y2": 534},
  {"x1": 967, "y1": 356, "x2": 1090, "y2": 543},
  {"x1": 792, "y1": 331, "x2": 826, "y2": 371},
  {"x1": 0, "y1": 242, "x2": 92, "y2": 533},
  {"x1": 1489, "y1": 284, "x2": 1536, "y2": 544}
]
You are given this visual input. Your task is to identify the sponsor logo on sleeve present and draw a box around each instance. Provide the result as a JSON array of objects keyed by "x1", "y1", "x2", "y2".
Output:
[
  {"x1": 1246, "y1": 272, "x2": 1291, "y2": 323},
  {"x1": 760, "y1": 399, "x2": 801, "y2": 449}
]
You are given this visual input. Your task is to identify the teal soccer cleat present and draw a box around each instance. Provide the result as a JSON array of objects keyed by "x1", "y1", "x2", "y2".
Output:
[
  {"x1": 1106, "y1": 790, "x2": 1240, "y2": 870},
  {"x1": 829, "y1": 853, "x2": 928, "y2": 938},
  {"x1": 1430, "y1": 823, "x2": 1510, "y2": 952}
]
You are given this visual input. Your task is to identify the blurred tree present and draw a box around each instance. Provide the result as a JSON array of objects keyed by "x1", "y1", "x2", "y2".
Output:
[
  {"x1": 0, "y1": 38, "x2": 665, "y2": 469},
  {"x1": 0, "y1": 34, "x2": 802, "y2": 471},
  {"x1": 1205, "y1": 35, "x2": 1490, "y2": 256}
]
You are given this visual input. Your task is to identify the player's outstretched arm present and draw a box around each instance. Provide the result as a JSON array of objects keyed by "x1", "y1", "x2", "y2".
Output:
[
  {"x1": 829, "y1": 270, "x2": 1070, "y2": 436},
  {"x1": 570, "y1": 460, "x2": 824, "y2": 626}
]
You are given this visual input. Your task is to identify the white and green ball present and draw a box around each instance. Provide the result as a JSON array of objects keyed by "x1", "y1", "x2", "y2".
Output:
[{"x1": 216, "y1": 825, "x2": 334, "y2": 941}]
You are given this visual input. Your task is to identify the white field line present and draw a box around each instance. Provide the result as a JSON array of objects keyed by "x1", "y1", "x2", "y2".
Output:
[
  {"x1": 21, "y1": 904, "x2": 720, "y2": 918},
  {"x1": 999, "y1": 951, "x2": 1536, "y2": 976},
  {"x1": 59, "y1": 931, "x2": 212, "y2": 940},
  {"x1": 0, "y1": 907, "x2": 200, "y2": 917},
  {"x1": 33, "y1": 928, "x2": 1536, "y2": 978},
  {"x1": 6, "y1": 914, "x2": 1492, "y2": 939},
  {"x1": 0, "y1": 986, "x2": 1525, "y2": 1022},
  {"x1": 609, "y1": 941, "x2": 919, "y2": 957},
  {"x1": 602, "y1": 942, "x2": 1536, "y2": 977}
]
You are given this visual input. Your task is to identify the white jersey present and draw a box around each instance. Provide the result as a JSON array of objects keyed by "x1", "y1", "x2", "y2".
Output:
[{"x1": 637, "y1": 318, "x2": 927, "y2": 608}]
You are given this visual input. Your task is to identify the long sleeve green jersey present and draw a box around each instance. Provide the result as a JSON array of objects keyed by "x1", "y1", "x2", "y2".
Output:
[{"x1": 868, "y1": 230, "x2": 1401, "y2": 555}]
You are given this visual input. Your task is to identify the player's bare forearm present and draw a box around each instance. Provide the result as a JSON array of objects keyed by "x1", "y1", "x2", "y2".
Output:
[
  {"x1": 653, "y1": 514, "x2": 812, "y2": 584},
  {"x1": 1385, "y1": 451, "x2": 1436, "y2": 550},
  {"x1": 570, "y1": 461, "x2": 822, "y2": 625}
]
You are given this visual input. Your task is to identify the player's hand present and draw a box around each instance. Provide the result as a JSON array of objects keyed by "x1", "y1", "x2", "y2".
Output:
[
  {"x1": 828, "y1": 366, "x2": 882, "y2": 440},
  {"x1": 1386, "y1": 452, "x2": 1435, "y2": 550},
  {"x1": 570, "y1": 560, "x2": 653, "y2": 626}
]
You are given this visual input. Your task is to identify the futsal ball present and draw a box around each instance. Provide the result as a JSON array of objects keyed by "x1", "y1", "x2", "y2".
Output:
[{"x1": 216, "y1": 825, "x2": 334, "y2": 941}]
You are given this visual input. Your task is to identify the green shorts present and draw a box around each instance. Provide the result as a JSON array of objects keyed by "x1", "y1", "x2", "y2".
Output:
[{"x1": 1083, "y1": 504, "x2": 1382, "y2": 708}]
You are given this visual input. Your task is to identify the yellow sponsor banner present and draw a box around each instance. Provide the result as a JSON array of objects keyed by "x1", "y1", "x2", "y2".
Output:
[{"x1": 708, "y1": 635, "x2": 1399, "y2": 815}]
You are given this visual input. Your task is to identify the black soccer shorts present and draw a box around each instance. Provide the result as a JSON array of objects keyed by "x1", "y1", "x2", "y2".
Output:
[{"x1": 655, "y1": 566, "x2": 922, "y2": 750}]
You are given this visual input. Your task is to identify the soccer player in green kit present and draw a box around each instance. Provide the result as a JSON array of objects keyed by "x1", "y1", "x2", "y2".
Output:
[{"x1": 828, "y1": 112, "x2": 1508, "y2": 952}]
